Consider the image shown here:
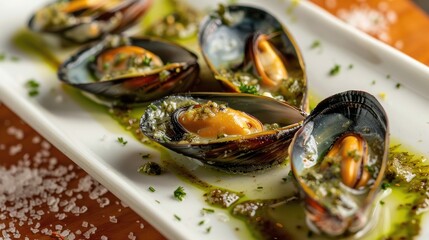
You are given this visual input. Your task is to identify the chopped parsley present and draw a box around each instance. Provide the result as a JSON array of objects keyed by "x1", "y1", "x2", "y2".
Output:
[
  {"x1": 140, "y1": 153, "x2": 151, "y2": 159},
  {"x1": 348, "y1": 64, "x2": 354, "y2": 69},
  {"x1": 396, "y1": 83, "x2": 401, "y2": 89},
  {"x1": 174, "y1": 186, "x2": 186, "y2": 201},
  {"x1": 282, "y1": 171, "x2": 295, "y2": 182},
  {"x1": 138, "y1": 162, "x2": 162, "y2": 175},
  {"x1": 174, "y1": 214, "x2": 181, "y2": 221},
  {"x1": 238, "y1": 83, "x2": 258, "y2": 95},
  {"x1": 117, "y1": 137, "x2": 127, "y2": 145},
  {"x1": 381, "y1": 182, "x2": 391, "y2": 190},
  {"x1": 148, "y1": 103, "x2": 157, "y2": 111},
  {"x1": 386, "y1": 74, "x2": 391, "y2": 79},
  {"x1": 329, "y1": 64, "x2": 341, "y2": 76},
  {"x1": 143, "y1": 56, "x2": 152, "y2": 66},
  {"x1": 310, "y1": 40, "x2": 321, "y2": 49},
  {"x1": 25, "y1": 79, "x2": 40, "y2": 97},
  {"x1": 206, "y1": 226, "x2": 212, "y2": 233},
  {"x1": 380, "y1": 200, "x2": 385, "y2": 205},
  {"x1": 257, "y1": 186, "x2": 263, "y2": 190},
  {"x1": 371, "y1": 80, "x2": 376, "y2": 85},
  {"x1": 148, "y1": 186, "x2": 156, "y2": 192},
  {"x1": 202, "y1": 208, "x2": 215, "y2": 214},
  {"x1": 198, "y1": 220, "x2": 205, "y2": 226}
]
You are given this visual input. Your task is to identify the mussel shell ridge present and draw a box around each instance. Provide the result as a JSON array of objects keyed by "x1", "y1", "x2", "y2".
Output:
[
  {"x1": 289, "y1": 90, "x2": 389, "y2": 236},
  {"x1": 58, "y1": 35, "x2": 199, "y2": 103},
  {"x1": 140, "y1": 93, "x2": 306, "y2": 172}
]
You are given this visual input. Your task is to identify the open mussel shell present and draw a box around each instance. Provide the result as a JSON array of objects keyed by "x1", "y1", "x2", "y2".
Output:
[
  {"x1": 28, "y1": 0, "x2": 152, "y2": 43},
  {"x1": 289, "y1": 90, "x2": 389, "y2": 236},
  {"x1": 140, "y1": 92, "x2": 306, "y2": 172},
  {"x1": 58, "y1": 35, "x2": 199, "y2": 104},
  {"x1": 198, "y1": 5, "x2": 307, "y2": 111}
]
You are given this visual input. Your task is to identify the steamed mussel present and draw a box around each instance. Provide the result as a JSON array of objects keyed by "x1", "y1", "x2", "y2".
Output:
[
  {"x1": 199, "y1": 5, "x2": 307, "y2": 110},
  {"x1": 28, "y1": 0, "x2": 152, "y2": 43},
  {"x1": 289, "y1": 91, "x2": 389, "y2": 236},
  {"x1": 140, "y1": 93, "x2": 306, "y2": 172},
  {"x1": 58, "y1": 35, "x2": 199, "y2": 103}
]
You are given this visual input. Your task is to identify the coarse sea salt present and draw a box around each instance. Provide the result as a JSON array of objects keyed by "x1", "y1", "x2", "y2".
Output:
[{"x1": 1, "y1": 119, "x2": 146, "y2": 239}]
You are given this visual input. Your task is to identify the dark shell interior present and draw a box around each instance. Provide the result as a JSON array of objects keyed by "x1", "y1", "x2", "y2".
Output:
[
  {"x1": 289, "y1": 90, "x2": 389, "y2": 235},
  {"x1": 198, "y1": 5, "x2": 307, "y2": 111},
  {"x1": 58, "y1": 36, "x2": 199, "y2": 103}
]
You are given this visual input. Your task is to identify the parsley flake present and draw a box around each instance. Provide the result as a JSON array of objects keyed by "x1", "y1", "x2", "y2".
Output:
[
  {"x1": 310, "y1": 40, "x2": 321, "y2": 49},
  {"x1": 202, "y1": 208, "x2": 215, "y2": 214},
  {"x1": 25, "y1": 79, "x2": 40, "y2": 97},
  {"x1": 174, "y1": 214, "x2": 181, "y2": 221},
  {"x1": 148, "y1": 186, "x2": 156, "y2": 192},
  {"x1": 117, "y1": 137, "x2": 128, "y2": 146},
  {"x1": 239, "y1": 83, "x2": 258, "y2": 95},
  {"x1": 329, "y1": 64, "x2": 341, "y2": 76},
  {"x1": 381, "y1": 182, "x2": 391, "y2": 190},
  {"x1": 174, "y1": 186, "x2": 186, "y2": 201},
  {"x1": 143, "y1": 56, "x2": 152, "y2": 66},
  {"x1": 198, "y1": 220, "x2": 205, "y2": 226},
  {"x1": 206, "y1": 226, "x2": 212, "y2": 233},
  {"x1": 140, "y1": 153, "x2": 151, "y2": 159},
  {"x1": 395, "y1": 83, "x2": 401, "y2": 89}
]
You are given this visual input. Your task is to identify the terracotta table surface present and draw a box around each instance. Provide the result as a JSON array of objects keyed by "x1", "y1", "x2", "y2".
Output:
[{"x1": 1, "y1": 1, "x2": 429, "y2": 240}]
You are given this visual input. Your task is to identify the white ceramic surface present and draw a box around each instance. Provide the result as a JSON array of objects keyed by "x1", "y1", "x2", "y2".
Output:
[{"x1": 1, "y1": 0, "x2": 429, "y2": 239}]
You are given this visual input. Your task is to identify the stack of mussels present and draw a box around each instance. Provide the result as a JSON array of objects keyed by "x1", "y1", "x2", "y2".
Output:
[{"x1": 29, "y1": 0, "x2": 389, "y2": 236}]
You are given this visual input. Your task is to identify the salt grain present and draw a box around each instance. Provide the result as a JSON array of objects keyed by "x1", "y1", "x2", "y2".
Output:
[
  {"x1": 68, "y1": 233, "x2": 76, "y2": 240},
  {"x1": 83, "y1": 227, "x2": 97, "y2": 239},
  {"x1": 41, "y1": 140, "x2": 51, "y2": 150},
  {"x1": 9, "y1": 144, "x2": 22, "y2": 156},
  {"x1": 31, "y1": 136, "x2": 41, "y2": 144},
  {"x1": 128, "y1": 232, "x2": 136, "y2": 240},
  {"x1": 109, "y1": 216, "x2": 118, "y2": 223},
  {"x1": 98, "y1": 197, "x2": 110, "y2": 208},
  {"x1": 7, "y1": 126, "x2": 24, "y2": 140}
]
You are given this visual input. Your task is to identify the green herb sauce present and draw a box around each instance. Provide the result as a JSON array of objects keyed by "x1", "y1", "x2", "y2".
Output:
[{"x1": 12, "y1": 1, "x2": 429, "y2": 239}]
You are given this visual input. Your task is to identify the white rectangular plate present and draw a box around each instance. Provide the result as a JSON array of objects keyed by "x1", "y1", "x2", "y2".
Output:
[{"x1": 1, "y1": 0, "x2": 429, "y2": 239}]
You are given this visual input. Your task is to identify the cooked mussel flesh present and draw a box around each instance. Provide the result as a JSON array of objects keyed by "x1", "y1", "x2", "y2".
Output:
[
  {"x1": 58, "y1": 35, "x2": 199, "y2": 103},
  {"x1": 140, "y1": 93, "x2": 306, "y2": 172},
  {"x1": 289, "y1": 90, "x2": 389, "y2": 236},
  {"x1": 199, "y1": 5, "x2": 307, "y2": 111},
  {"x1": 172, "y1": 101, "x2": 264, "y2": 139},
  {"x1": 28, "y1": 0, "x2": 152, "y2": 43}
]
